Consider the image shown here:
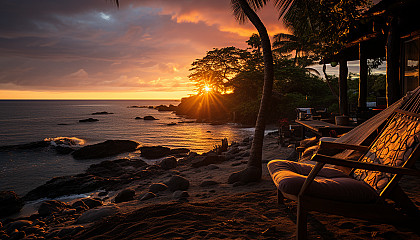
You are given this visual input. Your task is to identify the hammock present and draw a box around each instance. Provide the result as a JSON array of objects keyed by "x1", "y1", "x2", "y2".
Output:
[{"x1": 330, "y1": 86, "x2": 420, "y2": 159}]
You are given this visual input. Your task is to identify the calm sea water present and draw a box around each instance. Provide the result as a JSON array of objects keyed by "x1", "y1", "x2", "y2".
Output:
[{"x1": 0, "y1": 100, "x2": 254, "y2": 195}]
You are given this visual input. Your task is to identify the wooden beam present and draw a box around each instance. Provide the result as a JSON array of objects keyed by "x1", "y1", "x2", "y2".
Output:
[
  {"x1": 359, "y1": 42, "x2": 368, "y2": 108},
  {"x1": 339, "y1": 59, "x2": 349, "y2": 115},
  {"x1": 386, "y1": 16, "x2": 401, "y2": 106}
]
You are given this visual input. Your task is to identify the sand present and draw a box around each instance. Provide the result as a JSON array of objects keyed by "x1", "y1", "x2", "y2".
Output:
[{"x1": 67, "y1": 134, "x2": 420, "y2": 240}]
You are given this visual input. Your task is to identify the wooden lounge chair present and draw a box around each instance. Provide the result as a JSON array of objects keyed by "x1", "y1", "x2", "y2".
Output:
[{"x1": 268, "y1": 107, "x2": 420, "y2": 239}]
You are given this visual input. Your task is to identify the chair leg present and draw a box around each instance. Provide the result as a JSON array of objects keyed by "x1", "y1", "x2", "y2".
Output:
[
  {"x1": 297, "y1": 199, "x2": 308, "y2": 240},
  {"x1": 277, "y1": 189, "x2": 285, "y2": 204},
  {"x1": 389, "y1": 185, "x2": 420, "y2": 217}
]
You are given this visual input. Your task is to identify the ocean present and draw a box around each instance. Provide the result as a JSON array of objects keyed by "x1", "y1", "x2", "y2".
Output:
[{"x1": 0, "y1": 100, "x2": 255, "y2": 195}]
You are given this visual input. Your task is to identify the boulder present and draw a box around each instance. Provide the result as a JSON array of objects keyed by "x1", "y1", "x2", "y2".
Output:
[
  {"x1": 72, "y1": 140, "x2": 139, "y2": 160},
  {"x1": 143, "y1": 116, "x2": 157, "y2": 120},
  {"x1": 38, "y1": 200, "x2": 70, "y2": 216},
  {"x1": 140, "y1": 192, "x2": 156, "y2": 201},
  {"x1": 92, "y1": 111, "x2": 113, "y2": 115},
  {"x1": 24, "y1": 175, "x2": 104, "y2": 201},
  {"x1": 164, "y1": 175, "x2": 190, "y2": 192},
  {"x1": 0, "y1": 191, "x2": 24, "y2": 217},
  {"x1": 114, "y1": 189, "x2": 135, "y2": 203},
  {"x1": 135, "y1": 117, "x2": 142, "y2": 120},
  {"x1": 76, "y1": 205, "x2": 119, "y2": 224},
  {"x1": 72, "y1": 198, "x2": 102, "y2": 209},
  {"x1": 155, "y1": 104, "x2": 177, "y2": 111},
  {"x1": 140, "y1": 146, "x2": 171, "y2": 159},
  {"x1": 158, "y1": 157, "x2": 177, "y2": 170},
  {"x1": 199, "y1": 180, "x2": 219, "y2": 187},
  {"x1": 5, "y1": 220, "x2": 32, "y2": 232},
  {"x1": 54, "y1": 145, "x2": 74, "y2": 154},
  {"x1": 57, "y1": 226, "x2": 85, "y2": 238},
  {"x1": 172, "y1": 191, "x2": 189, "y2": 199},
  {"x1": 191, "y1": 155, "x2": 226, "y2": 168},
  {"x1": 148, "y1": 183, "x2": 168, "y2": 193},
  {"x1": 170, "y1": 148, "x2": 190, "y2": 155},
  {"x1": 79, "y1": 118, "x2": 99, "y2": 123},
  {"x1": 85, "y1": 160, "x2": 125, "y2": 177}
]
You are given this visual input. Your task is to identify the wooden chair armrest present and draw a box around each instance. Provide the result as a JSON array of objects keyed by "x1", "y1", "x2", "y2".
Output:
[
  {"x1": 319, "y1": 141, "x2": 369, "y2": 152},
  {"x1": 312, "y1": 154, "x2": 420, "y2": 177},
  {"x1": 298, "y1": 162, "x2": 325, "y2": 197}
]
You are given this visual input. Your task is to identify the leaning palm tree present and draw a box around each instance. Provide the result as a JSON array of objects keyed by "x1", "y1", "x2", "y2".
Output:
[{"x1": 228, "y1": 0, "x2": 294, "y2": 184}]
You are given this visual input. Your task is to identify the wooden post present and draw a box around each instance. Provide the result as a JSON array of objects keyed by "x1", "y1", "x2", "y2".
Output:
[
  {"x1": 386, "y1": 16, "x2": 401, "y2": 106},
  {"x1": 339, "y1": 59, "x2": 349, "y2": 116},
  {"x1": 359, "y1": 42, "x2": 368, "y2": 108}
]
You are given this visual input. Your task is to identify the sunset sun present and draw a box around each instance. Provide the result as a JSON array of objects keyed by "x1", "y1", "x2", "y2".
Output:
[{"x1": 203, "y1": 85, "x2": 212, "y2": 93}]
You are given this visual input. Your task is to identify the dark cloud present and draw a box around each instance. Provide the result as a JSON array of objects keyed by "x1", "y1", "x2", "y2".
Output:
[{"x1": 0, "y1": 0, "x2": 285, "y2": 97}]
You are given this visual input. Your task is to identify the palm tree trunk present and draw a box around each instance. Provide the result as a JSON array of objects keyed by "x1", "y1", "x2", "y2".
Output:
[{"x1": 228, "y1": 0, "x2": 274, "y2": 184}]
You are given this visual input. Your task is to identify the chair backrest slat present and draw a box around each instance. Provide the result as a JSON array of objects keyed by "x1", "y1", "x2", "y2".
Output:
[{"x1": 352, "y1": 111, "x2": 420, "y2": 194}]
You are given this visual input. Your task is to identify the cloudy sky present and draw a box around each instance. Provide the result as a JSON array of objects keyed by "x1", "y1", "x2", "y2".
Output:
[{"x1": 0, "y1": 0, "x2": 291, "y2": 99}]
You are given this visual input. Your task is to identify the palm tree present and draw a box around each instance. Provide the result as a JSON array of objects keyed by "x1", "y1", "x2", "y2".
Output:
[
  {"x1": 228, "y1": 0, "x2": 294, "y2": 184},
  {"x1": 272, "y1": 32, "x2": 314, "y2": 65}
]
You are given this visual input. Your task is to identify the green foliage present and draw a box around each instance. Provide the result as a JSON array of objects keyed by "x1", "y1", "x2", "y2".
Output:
[
  {"x1": 189, "y1": 47, "x2": 251, "y2": 94},
  {"x1": 281, "y1": 0, "x2": 372, "y2": 59}
]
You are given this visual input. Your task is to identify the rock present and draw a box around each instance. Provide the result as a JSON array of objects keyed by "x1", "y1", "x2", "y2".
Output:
[
  {"x1": 178, "y1": 152, "x2": 198, "y2": 165},
  {"x1": 72, "y1": 140, "x2": 139, "y2": 160},
  {"x1": 143, "y1": 116, "x2": 157, "y2": 120},
  {"x1": 9, "y1": 230, "x2": 25, "y2": 240},
  {"x1": 76, "y1": 205, "x2": 119, "y2": 224},
  {"x1": 135, "y1": 117, "x2": 142, "y2": 120},
  {"x1": 0, "y1": 191, "x2": 24, "y2": 217},
  {"x1": 164, "y1": 175, "x2": 190, "y2": 192},
  {"x1": 114, "y1": 189, "x2": 135, "y2": 203},
  {"x1": 38, "y1": 200, "x2": 70, "y2": 216},
  {"x1": 72, "y1": 198, "x2": 102, "y2": 209},
  {"x1": 54, "y1": 145, "x2": 74, "y2": 154},
  {"x1": 5, "y1": 220, "x2": 32, "y2": 232},
  {"x1": 92, "y1": 111, "x2": 113, "y2": 115},
  {"x1": 57, "y1": 225, "x2": 84, "y2": 238},
  {"x1": 170, "y1": 148, "x2": 190, "y2": 155},
  {"x1": 206, "y1": 164, "x2": 220, "y2": 170},
  {"x1": 148, "y1": 183, "x2": 168, "y2": 193},
  {"x1": 158, "y1": 157, "x2": 177, "y2": 170},
  {"x1": 191, "y1": 155, "x2": 226, "y2": 168},
  {"x1": 79, "y1": 118, "x2": 99, "y2": 123},
  {"x1": 85, "y1": 160, "x2": 124, "y2": 177},
  {"x1": 140, "y1": 146, "x2": 171, "y2": 159},
  {"x1": 199, "y1": 180, "x2": 219, "y2": 187},
  {"x1": 24, "y1": 175, "x2": 104, "y2": 201},
  {"x1": 63, "y1": 208, "x2": 77, "y2": 215},
  {"x1": 227, "y1": 147, "x2": 241, "y2": 155},
  {"x1": 155, "y1": 104, "x2": 177, "y2": 111},
  {"x1": 22, "y1": 225, "x2": 45, "y2": 235},
  {"x1": 172, "y1": 191, "x2": 189, "y2": 199},
  {"x1": 140, "y1": 192, "x2": 156, "y2": 201}
]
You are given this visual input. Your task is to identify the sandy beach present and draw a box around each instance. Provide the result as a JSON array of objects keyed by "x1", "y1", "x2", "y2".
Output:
[{"x1": 1, "y1": 133, "x2": 419, "y2": 240}]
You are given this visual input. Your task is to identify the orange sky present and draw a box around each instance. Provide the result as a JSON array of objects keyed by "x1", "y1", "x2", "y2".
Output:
[{"x1": 0, "y1": 0, "x2": 287, "y2": 100}]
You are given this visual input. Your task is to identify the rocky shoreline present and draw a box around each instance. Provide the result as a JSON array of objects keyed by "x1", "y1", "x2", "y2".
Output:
[
  {"x1": 0, "y1": 132, "x2": 282, "y2": 240},
  {"x1": 1, "y1": 131, "x2": 419, "y2": 239}
]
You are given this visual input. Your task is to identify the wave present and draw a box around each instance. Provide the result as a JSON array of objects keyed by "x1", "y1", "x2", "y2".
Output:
[
  {"x1": 44, "y1": 137, "x2": 86, "y2": 148},
  {"x1": 0, "y1": 136, "x2": 86, "y2": 151}
]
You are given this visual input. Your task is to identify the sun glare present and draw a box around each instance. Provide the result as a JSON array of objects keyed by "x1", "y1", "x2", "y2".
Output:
[{"x1": 203, "y1": 85, "x2": 212, "y2": 93}]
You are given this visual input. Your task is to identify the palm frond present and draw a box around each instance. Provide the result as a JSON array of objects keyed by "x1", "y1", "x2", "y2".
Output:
[
  {"x1": 305, "y1": 67, "x2": 320, "y2": 76},
  {"x1": 231, "y1": 0, "x2": 275, "y2": 24},
  {"x1": 231, "y1": 0, "x2": 247, "y2": 23},
  {"x1": 273, "y1": 0, "x2": 295, "y2": 19}
]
